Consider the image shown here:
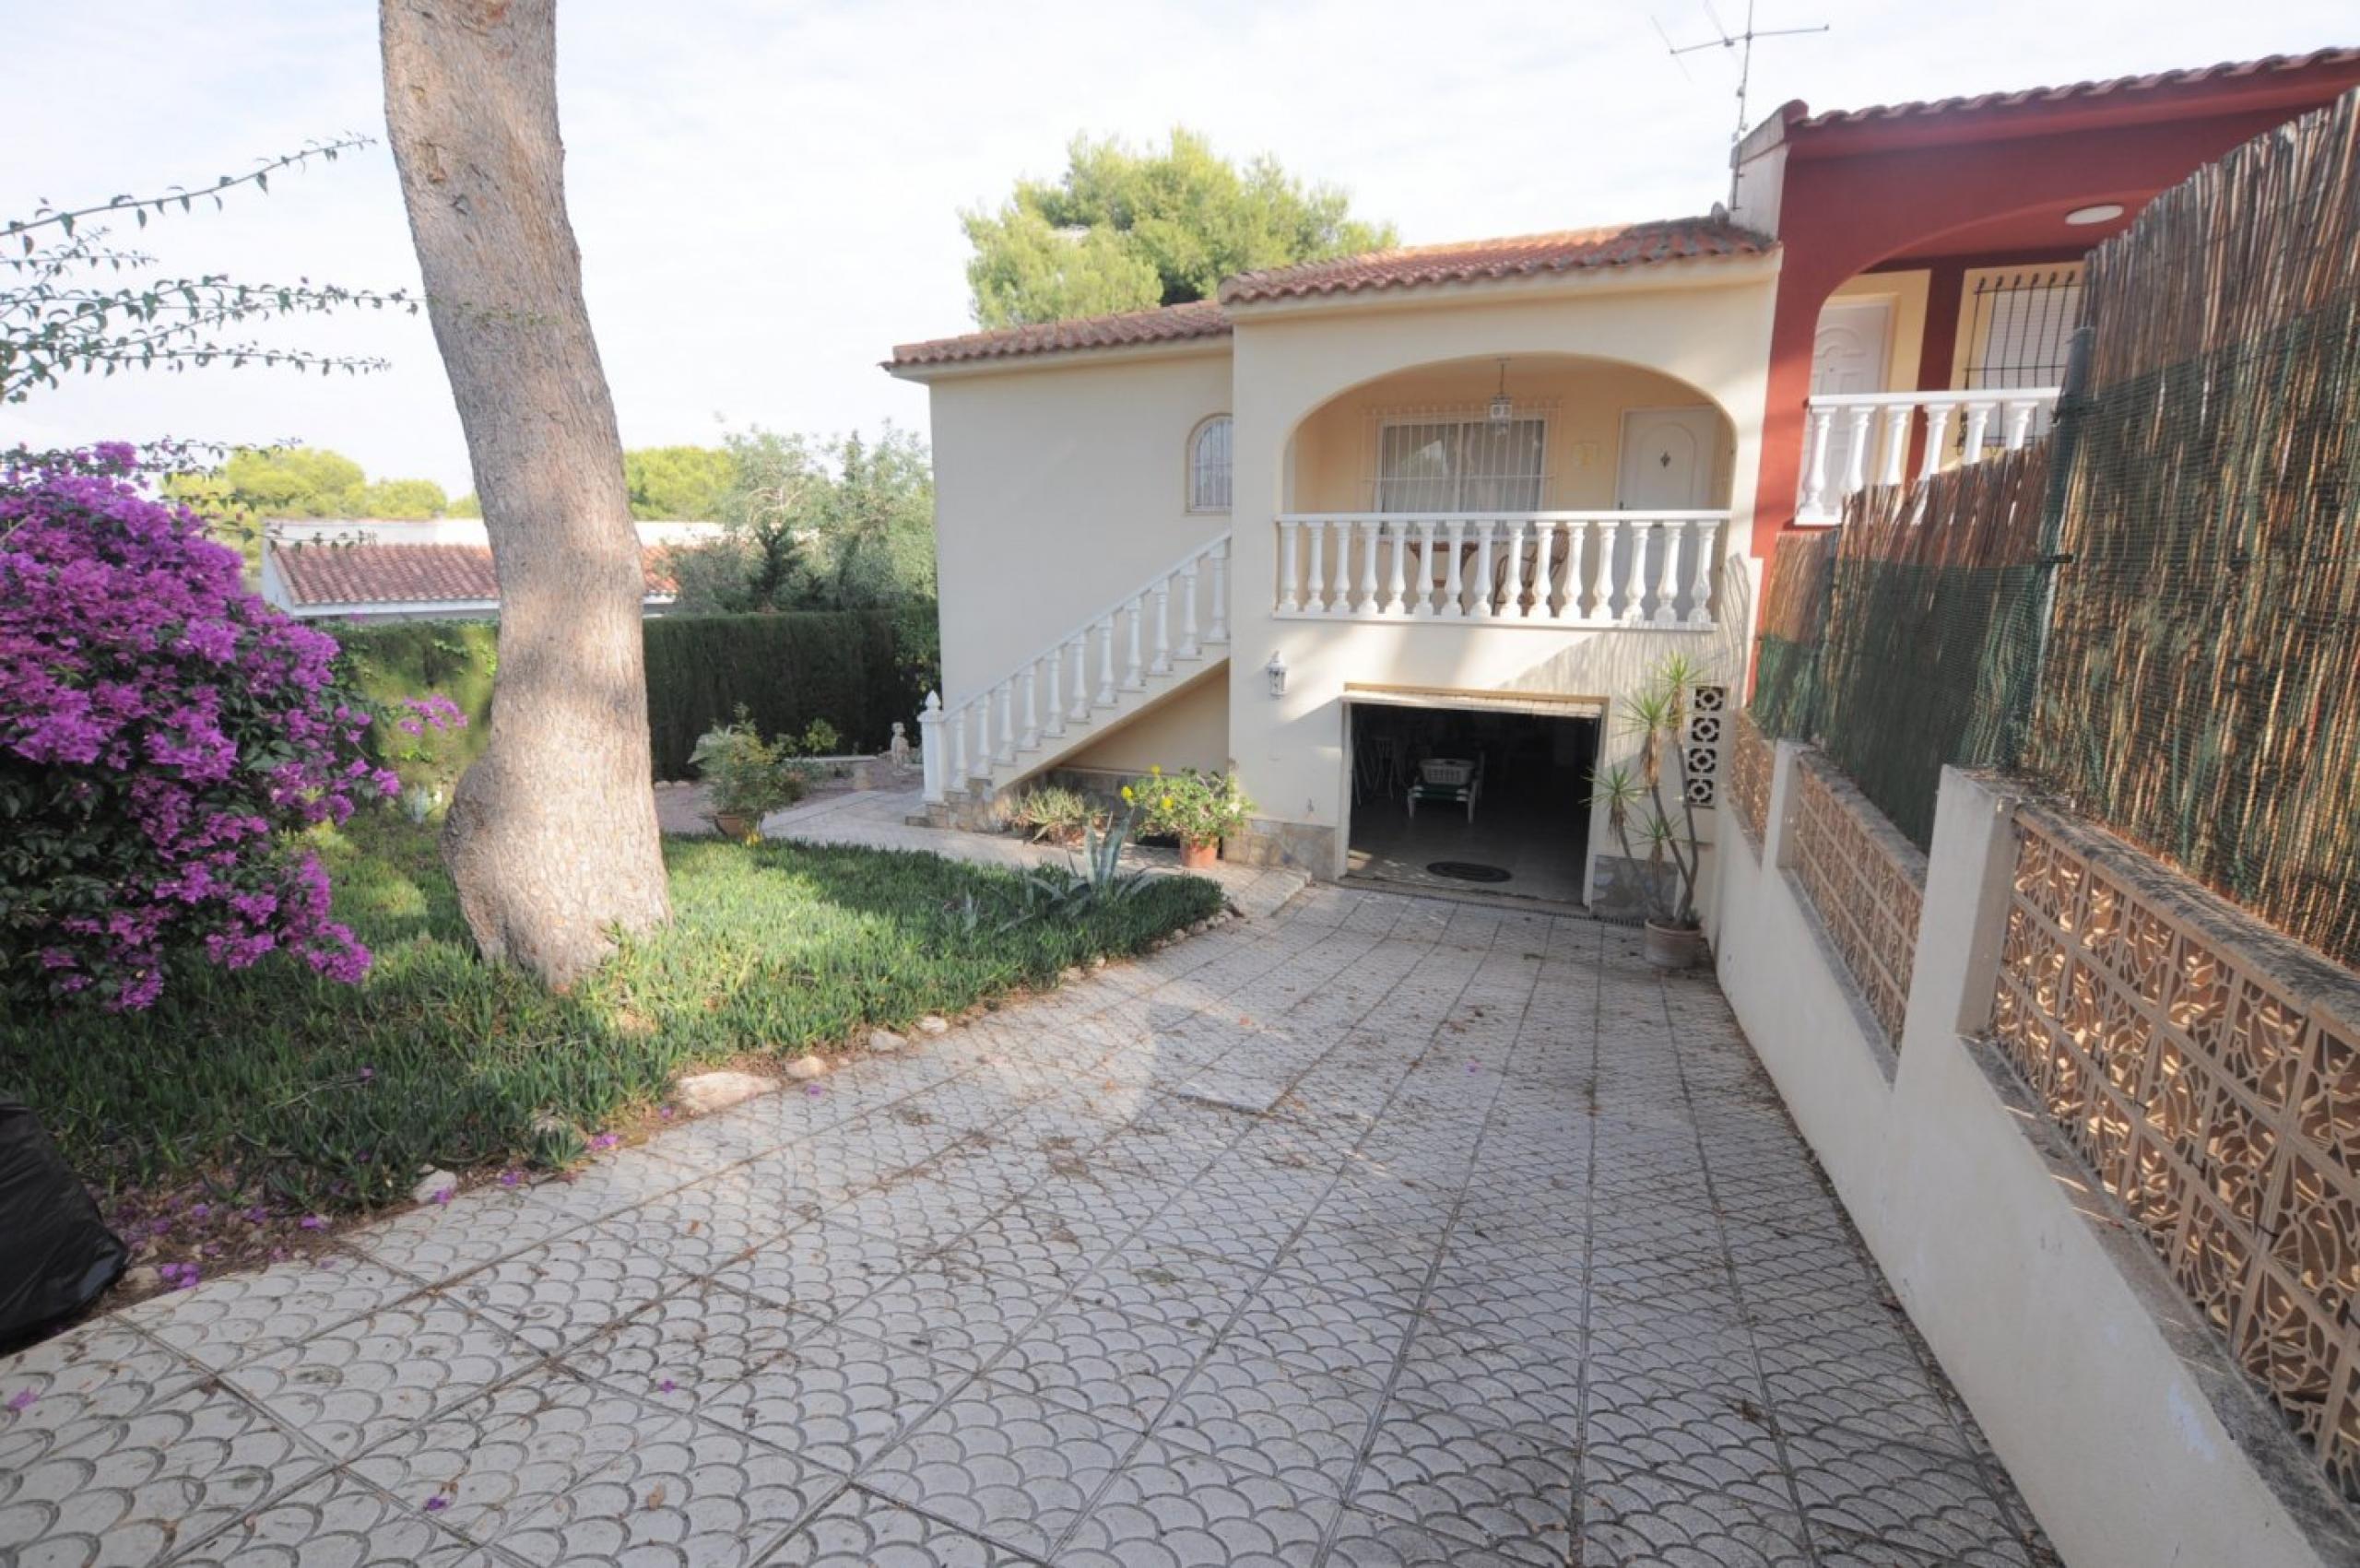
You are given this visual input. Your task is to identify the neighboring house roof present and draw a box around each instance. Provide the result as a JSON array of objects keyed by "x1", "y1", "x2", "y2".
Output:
[
  {"x1": 889, "y1": 301, "x2": 1232, "y2": 370},
  {"x1": 885, "y1": 218, "x2": 1769, "y2": 371},
  {"x1": 1794, "y1": 47, "x2": 2360, "y2": 129},
  {"x1": 1219, "y1": 218, "x2": 1772, "y2": 304},
  {"x1": 270, "y1": 542, "x2": 677, "y2": 611}
]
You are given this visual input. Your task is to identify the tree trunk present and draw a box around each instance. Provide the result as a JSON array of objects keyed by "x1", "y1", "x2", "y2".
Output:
[{"x1": 380, "y1": 0, "x2": 670, "y2": 984}]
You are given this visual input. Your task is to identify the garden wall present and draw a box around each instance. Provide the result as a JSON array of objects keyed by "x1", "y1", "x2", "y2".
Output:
[
  {"x1": 336, "y1": 610, "x2": 928, "y2": 784},
  {"x1": 1713, "y1": 748, "x2": 2360, "y2": 1568}
]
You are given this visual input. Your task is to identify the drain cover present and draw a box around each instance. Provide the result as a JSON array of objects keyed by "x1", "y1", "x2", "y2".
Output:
[{"x1": 1427, "y1": 861, "x2": 1512, "y2": 883}]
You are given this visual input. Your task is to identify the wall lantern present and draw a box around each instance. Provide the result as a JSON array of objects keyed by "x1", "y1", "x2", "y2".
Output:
[
  {"x1": 1488, "y1": 358, "x2": 1514, "y2": 428},
  {"x1": 2064, "y1": 203, "x2": 2125, "y2": 227},
  {"x1": 1265, "y1": 651, "x2": 1288, "y2": 698}
]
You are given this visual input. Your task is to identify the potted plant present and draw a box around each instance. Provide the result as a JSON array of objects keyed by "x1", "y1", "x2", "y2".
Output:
[
  {"x1": 1587, "y1": 654, "x2": 1713, "y2": 970},
  {"x1": 689, "y1": 708, "x2": 810, "y2": 843},
  {"x1": 1135, "y1": 765, "x2": 1253, "y2": 870}
]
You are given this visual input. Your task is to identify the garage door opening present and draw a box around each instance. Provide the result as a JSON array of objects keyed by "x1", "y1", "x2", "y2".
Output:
[{"x1": 1345, "y1": 694, "x2": 1598, "y2": 904}]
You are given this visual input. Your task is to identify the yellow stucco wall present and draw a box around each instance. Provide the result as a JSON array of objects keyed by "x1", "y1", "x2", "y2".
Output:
[
  {"x1": 1286, "y1": 357, "x2": 1734, "y2": 514},
  {"x1": 923, "y1": 348, "x2": 1232, "y2": 705},
  {"x1": 1061, "y1": 665, "x2": 1230, "y2": 776}
]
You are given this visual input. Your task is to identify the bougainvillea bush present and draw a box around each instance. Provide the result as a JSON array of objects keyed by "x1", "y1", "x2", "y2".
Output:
[{"x1": 0, "y1": 444, "x2": 395, "y2": 1009}]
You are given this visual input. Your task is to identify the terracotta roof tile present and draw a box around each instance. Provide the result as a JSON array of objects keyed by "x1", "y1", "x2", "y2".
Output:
[
  {"x1": 272, "y1": 542, "x2": 676, "y2": 610},
  {"x1": 1218, "y1": 218, "x2": 1772, "y2": 304},
  {"x1": 1798, "y1": 47, "x2": 2360, "y2": 128},
  {"x1": 889, "y1": 301, "x2": 1231, "y2": 369}
]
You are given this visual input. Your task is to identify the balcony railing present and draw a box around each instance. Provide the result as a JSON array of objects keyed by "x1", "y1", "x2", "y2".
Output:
[
  {"x1": 1799, "y1": 388, "x2": 2059, "y2": 524},
  {"x1": 1273, "y1": 511, "x2": 1729, "y2": 628}
]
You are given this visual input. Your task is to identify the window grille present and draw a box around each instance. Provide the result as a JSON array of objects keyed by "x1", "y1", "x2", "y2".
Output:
[
  {"x1": 1188, "y1": 416, "x2": 1233, "y2": 513},
  {"x1": 1961, "y1": 267, "x2": 2082, "y2": 445},
  {"x1": 1371, "y1": 414, "x2": 1548, "y2": 512}
]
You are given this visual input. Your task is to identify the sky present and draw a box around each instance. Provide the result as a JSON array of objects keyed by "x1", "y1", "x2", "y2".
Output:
[{"x1": 4, "y1": 1, "x2": 2349, "y2": 496}]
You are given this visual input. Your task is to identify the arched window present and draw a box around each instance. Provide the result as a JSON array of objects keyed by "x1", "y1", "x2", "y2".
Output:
[{"x1": 1187, "y1": 415, "x2": 1232, "y2": 513}]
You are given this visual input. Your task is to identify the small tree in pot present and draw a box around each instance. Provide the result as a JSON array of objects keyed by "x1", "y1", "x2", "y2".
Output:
[
  {"x1": 1135, "y1": 765, "x2": 1253, "y2": 870},
  {"x1": 1588, "y1": 654, "x2": 1712, "y2": 969},
  {"x1": 690, "y1": 710, "x2": 810, "y2": 843}
]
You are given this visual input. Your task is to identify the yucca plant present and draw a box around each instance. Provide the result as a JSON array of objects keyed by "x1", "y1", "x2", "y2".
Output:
[{"x1": 1588, "y1": 652, "x2": 1709, "y2": 932}]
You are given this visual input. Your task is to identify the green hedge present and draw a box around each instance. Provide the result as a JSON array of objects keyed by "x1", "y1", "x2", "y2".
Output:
[{"x1": 333, "y1": 611, "x2": 926, "y2": 784}]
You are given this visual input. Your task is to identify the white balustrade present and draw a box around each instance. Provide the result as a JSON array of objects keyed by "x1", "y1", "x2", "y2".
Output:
[
  {"x1": 923, "y1": 534, "x2": 1231, "y2": 803},
  {"x1": 1797, "y1": 386, "x2": 2060, "y2": 524},
  {"x1": 1272, "y1": 513, "x2": 1729, "y2": 631}
]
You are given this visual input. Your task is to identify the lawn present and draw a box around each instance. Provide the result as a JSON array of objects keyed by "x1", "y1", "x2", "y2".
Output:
[{"x1": 0, "y1": 808, "x2": 1223, "y2": 1225}]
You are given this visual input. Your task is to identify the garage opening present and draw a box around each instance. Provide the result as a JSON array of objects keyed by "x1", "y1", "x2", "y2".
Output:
[{"x1": 1344, "y1": 689, "x2": 1599, "y2": 905}]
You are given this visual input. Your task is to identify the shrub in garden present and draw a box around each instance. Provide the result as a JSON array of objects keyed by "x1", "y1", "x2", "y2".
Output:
[
  {"x1": 0, "y1": 446, "x2": 395, "y2": 1009},
  {"x1": 1134, "y1": 765, "x2": 1254, "y2": 850},
  {"x1": 689, "y1": 709, "x2": 811, "y2": 836},
  {"x1": 1005, "y1": 784, "x2": 1101, "y2": 845}
]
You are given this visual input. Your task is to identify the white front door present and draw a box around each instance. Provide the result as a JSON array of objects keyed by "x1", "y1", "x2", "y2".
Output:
[
  {"x1": 1616, "y1": 407, "x2": 1720, "y2": 622},
  {"x1": 1617, "y1": 407, "x2": 1719, "y2": 510},
  {"x1": 1811, "y1": 297, "x2": 1894, "y2": 493}
]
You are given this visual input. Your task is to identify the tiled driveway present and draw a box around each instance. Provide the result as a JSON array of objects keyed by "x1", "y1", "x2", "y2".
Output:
[{"x1": 0, "y1": 883, "x2": 2051, "y2": 1567}]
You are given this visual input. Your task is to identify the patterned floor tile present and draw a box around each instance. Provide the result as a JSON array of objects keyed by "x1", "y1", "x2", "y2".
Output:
[
  {"x1": 1351, "y1": 1401, "x2": 1581, "y2": 1567},
  {"x1": 832, "y1": 1251, "x2": 1070, "y2": 1371},
  {"x1": 159, "y1": 1470, "x2": 488, "y2": 1567},
  {"x1": 602, "y1": 1169, "x2": 818, "y2": 1279},
  {"x1": 1386, "y1": 1319, "x2": 1583, "y2": 1448},
  {"x1": 1581, "y1": 1458, "x2": 1813, "y2": 1567},
  {"x1": 0, "y1": 1379, "x2": 328, "y2": 1567},
  {"x1": 446, "y1": 1219, "x2": 678, "y2": 1354},
  {"x1": 348, "y1": 1365, "x2": 665, "y2": 1543},
  {"x1": 0, "y1": 1319, "x2": 202, "y2": 1474},
  {"x1": 983, "y1": 1298, "x2": 1211, "y2": 1430},
  {"x1": 1058, "y1": 1438, "x2": 1339, "y2": 1566},
  {"x1": 1321, "y1": 1503, "x2": 1533, "y2": 1567},
  {"x1": 754, "y1": 1483, "x2": 1039, "y2": 1565},
  {"x1": 1070, "y1": 1245, "x2": 1265, "y2": 1339},
  {"x1": 1220, "y1": 1272, "x2": 1419, "y2": 1392},
  {"x1": 1782, "y1": 1425, "x2": 2038, "y2": 1568},
  {"x1": 117, "y1": 1252, "x2": 418, "y2": 1373},
  {"x1": 858, "y1": 1386, "x2": 1140, "y2": 1560},
  {"x1": 3, "y1": 879, "x2": 2057, "y2": 1568},
  {"x1": 1149, "y1": 1343, "x2": 1382, "y2": 1498},
  {"x1": 496, "y1": 1412, "x2": 846, "y2": 1566},
  {"x1": 714, "y1": 1219, "x2": 917, "y2": 1322},
  {"x1": 698, "y1": 1319, "x2": 969, "y2": 1472},
  {"x1": 224, "y1": 1292, "x2": 540, "y2": 1460}
]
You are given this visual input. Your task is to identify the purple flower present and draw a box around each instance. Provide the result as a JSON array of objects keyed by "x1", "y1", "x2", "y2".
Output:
[
  {"x1": 187, "y1": 1202, "x2": 209, "y2": 1220},
  {"x1": 299, "y1": 1214, "x2": 325, "y2": 1232},
  {"x1": 423, "y1": 1495, "x2": 448, "y2": 1514},
  {"x1": 0, "y1": 450, "x2": 390, "y2": 1010},
  {"x1": 658, "y1": 1378, "x2": 677, "y2": 1394},
  {"x1": 431, "y1": 1187, "x2": 453, "y2": 1207},
  {"x1": 6, "y1": 1388, "x2": 37, "y2": 1413},
  {"x1": 358, "y1": 1067, "x2": 374, "y2": 1084},
  {"x1": 804, "y1": 1083, "x2": 825, "y2": 1098},
  {"x1": 590, "y1": 1133, "x2": 620, "y2": 1151},
  {"x1": 500, "y1": 1171, "x2": 521, "y2": 1188},
  {"x1": 245, "y1": 1206, "x2": 269, "y2": 1225}
]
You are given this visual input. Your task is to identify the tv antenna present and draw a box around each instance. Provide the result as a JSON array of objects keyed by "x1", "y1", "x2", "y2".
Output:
[{"x1": 1656, "y1": 0, "x2": 1829, "y2": 206}]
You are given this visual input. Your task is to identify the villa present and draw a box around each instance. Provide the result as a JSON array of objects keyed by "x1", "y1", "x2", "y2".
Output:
[{"x1": 890, "y1": 47, "x2": 2360, "y2": 910}]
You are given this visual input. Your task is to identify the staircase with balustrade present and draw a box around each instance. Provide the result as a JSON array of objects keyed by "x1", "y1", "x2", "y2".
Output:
[{"x1": 917, "y1": 536, "x2": 1230, "y2": 808}]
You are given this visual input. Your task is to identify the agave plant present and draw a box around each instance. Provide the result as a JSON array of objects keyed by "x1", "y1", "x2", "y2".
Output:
[{"x1": 1588, "y1": 653, "x2": 1710, "y2": 930}]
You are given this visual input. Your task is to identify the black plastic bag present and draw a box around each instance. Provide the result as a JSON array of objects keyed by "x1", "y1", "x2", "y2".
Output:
[{"x1": 0, "y1": 1101, "x2": 126, "y2": 1340}]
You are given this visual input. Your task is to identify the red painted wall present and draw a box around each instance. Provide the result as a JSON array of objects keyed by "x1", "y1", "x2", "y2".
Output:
[{"x1": 1749, "y1": 95, "x2": 2356, "y2": 556}]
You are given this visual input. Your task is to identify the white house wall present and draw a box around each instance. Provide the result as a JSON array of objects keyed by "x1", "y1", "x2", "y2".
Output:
[
  {"x1": 925, "y1": 348, "x2": 1233, "y2": 706},
  {"x1": 1222, "y1": 263, "x2": 1779, "y2": 877}
]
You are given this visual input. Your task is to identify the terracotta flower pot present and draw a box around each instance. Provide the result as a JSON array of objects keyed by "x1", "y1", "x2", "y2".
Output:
[
  {"x1": 1178, "y1": 837, "x2": 1220, "y2": 870},
  {"x1": 712, "y1": 809, "x2": 759, "y2": 841},
  {"x1": 1642, "y1": 920, "x2": 1709, "y2": 971}
]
